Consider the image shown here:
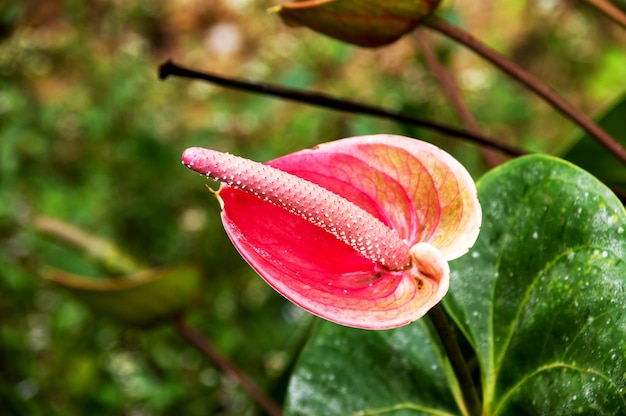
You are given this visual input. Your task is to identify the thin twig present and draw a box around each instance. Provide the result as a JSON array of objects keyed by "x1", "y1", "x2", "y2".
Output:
[
  {"x1": 159, "y1": 60, "x2": 526, "y2": 157},
  {"x1": 415, "y1": 28, "x2": 503, "y2": 168},
  {"x1": 583, "y1": 0, "x2": 626, "y2": 30},
  {"x1": 428, "y1": 304, "x2": 482, "y2": 416},
  {"x1": 173, "y1": 315, "x2": 283, "y2": 416},
  {"x1": 424, "y1": 15, "x2": 626, "y2": 166}
]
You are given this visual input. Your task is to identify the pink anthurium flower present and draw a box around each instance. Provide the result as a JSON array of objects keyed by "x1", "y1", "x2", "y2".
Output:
[{"x1": 182, "y1": 134, "x2": 481, "y2": 329}]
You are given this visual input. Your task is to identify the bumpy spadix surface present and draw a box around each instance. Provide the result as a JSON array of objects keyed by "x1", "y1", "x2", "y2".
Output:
[{"x1": 182, "y1": 135, "x2": 481, "y2": 329}]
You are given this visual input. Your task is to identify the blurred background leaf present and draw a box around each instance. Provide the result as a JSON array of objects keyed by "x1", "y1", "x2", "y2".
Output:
[
  {"x1": 271, "y1": 0, "x2": 441, "y2": 47},
  {"x1": 42, "y1": 265, "x2": 201, "y2": 327}
]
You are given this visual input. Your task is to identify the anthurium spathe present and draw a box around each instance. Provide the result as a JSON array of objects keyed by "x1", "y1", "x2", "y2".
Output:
[{"x1": 182, "y1": 135, "x2": 481, "y2": 329}]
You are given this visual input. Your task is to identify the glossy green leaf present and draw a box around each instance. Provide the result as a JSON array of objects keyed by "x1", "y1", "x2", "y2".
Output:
[
  {"x1": 446, "y1": 154, "x2": 626, "y2": 414},
  {"x1": 286, "y1": 320, "x2": 460, "y2": 415},
  {"x1": 286, "y1": 155, "x2": 626, "y2": 415},
  {"x1": 563, "y1": 95, "x2": 626, "y2": 195},
  {"x1": 43, "y1": 265, "x2": 200, "y2": 327}
]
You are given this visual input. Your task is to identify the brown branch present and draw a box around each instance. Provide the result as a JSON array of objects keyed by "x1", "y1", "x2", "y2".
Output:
[
  {"x1": 424, "y1": 15, "x2": 626, "y2": 166},
  {"x1": 583, "y1": 0, "x2": 626, "y2": 30},
  {"x1": 173, "y1": 315, "x2": 283, "y2": 416},
  {"x1": 159, "y1": 60, "x2": 526, "y2": 157},
  {"x1": 414, "y1": 29, "x2": 503, "y2": 168}
]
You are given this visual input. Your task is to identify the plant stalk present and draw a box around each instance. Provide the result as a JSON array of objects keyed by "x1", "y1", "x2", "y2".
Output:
[
  {"x1": 583, "y1": 0, "x2": 626, "y2": 30},
  {"x1": 414, "y1": 29, "x2": 503, "y2": 168},
  {"x1": 173, "y1": 315, "x2": 283, "y2": 416},
  {"x1": 424, "y1": 15, "x2": 626, "y2": 166},
  {"x1": 159, "y1": 60, "x2": 525, "y2": 157},
  {"x1": 428, "y1": 304, "x2": 481, "y2": 416}
]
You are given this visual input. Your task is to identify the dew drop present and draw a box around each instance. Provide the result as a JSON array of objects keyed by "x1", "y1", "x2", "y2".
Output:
[{"x1": 532, "y1": 231, "x2": 538, "y2": 239}]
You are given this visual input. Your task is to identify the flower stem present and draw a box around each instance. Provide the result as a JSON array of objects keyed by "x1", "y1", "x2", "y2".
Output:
[
  {"x1": 172, "y1": 315, "x2": 283, "y2": 416},
  {"x1": 424, "y1": 15, "x2": 626, "y2": 166},
  {"x1": 428, "y1": 304, "x2": 481, "y2": 416},
  {"x1": 583, "y1": 0, "x2": 626, "y2": 30},
  {"x1": 159, "y1": 60, "x2": 525, "y2": 157}
]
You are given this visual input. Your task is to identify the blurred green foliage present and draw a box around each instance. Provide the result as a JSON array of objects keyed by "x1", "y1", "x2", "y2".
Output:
[{"x1": 0, "y1": 0, "x2": 624, "y2": 415}]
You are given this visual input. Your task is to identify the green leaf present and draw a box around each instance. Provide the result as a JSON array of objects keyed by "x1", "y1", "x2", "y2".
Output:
[
  {"x1": 286, "y1": 319, "x2": 460, "y2": 416},
  {"x1": 562, "y1": 95, "x2": 626, "y2": 196},
  {"x1": 286, "y1": 155, "x2": 626, "y2": 415},
  {"x1": 43, "y1": 265, "x2": 201, "y2": 327},
  {"x1": 446, "y1": 154, "x2": 626, "y2": 414}
]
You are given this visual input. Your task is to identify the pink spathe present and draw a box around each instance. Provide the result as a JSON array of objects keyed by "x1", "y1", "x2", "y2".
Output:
[{"x1": 182, "y1": 134, "x2": 481, "y2": 329}]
